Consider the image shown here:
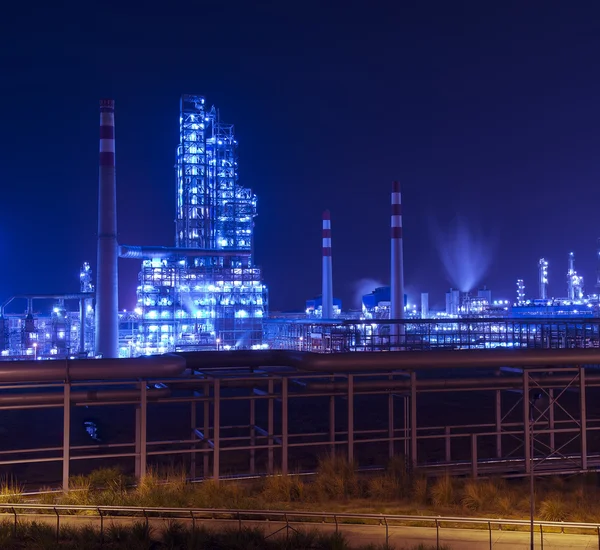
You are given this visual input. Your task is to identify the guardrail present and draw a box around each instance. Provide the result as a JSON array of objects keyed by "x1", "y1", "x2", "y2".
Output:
[{"x1": 0, "y1": 503, "x2": 599, "y2": 548}]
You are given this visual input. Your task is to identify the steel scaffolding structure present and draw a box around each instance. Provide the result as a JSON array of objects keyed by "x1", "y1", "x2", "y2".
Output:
[
  {"x1": 132, "y1": 95, "x2": 267, "y2": 354},
  {"x1": 264, "y1": 318, "x2": 600, "y2": 352},
  {"x1": 0, "y1": 349, "x2": 599, "y2": 490}
]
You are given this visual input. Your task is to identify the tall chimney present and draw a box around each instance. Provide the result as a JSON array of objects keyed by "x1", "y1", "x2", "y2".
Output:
[
  {"x1": 390, "y1": 181, "x2": 405, "y2": 345},
  {"x1": 322, "y1": 210, "x2": 334, "y2": 319},
  {"x1": 95, "y1": 99, "x2": 119, "y2": 358}
]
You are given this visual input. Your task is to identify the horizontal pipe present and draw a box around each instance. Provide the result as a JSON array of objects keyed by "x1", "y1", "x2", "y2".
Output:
[
  {"x1": 119, "y1": 245, "x2": 251, "y2": 259},
  {"x1": 305, "y1": 373, "x2": 600, "y2": 392},
  {"x1": 1, "y1": 294, "x2": 94, "y2": 316},
  {"x1": 0, "y1": 354, "x2": 186, "y2": 383},
  {"x1": 179, "y1": 348, "x2": 600, "y2": 373},
  {"x1": 0, "y1": 388, "x2": 170, "y2": 406}
]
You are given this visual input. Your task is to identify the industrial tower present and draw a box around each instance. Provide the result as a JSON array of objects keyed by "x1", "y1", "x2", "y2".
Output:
[{"x1": 132, "y1": 95, "x2": 267, "y2": 353}]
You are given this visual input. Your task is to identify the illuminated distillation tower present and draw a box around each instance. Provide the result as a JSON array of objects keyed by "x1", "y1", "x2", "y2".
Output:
[
  {"x1": 539, "y1": 258, "x2": 548, "y2": 300},
  {"x1": 135, "y1": 95, "x2": 267, "y2": 354},
  {"x1": 567, "y1": 252, "x2": 584, "y2": 301},
  {"x1": 516, "y1": 279, "x2": 525, "y2": 305}
]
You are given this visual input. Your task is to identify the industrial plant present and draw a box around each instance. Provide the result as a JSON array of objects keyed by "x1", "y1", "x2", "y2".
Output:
[
  {"x1": 1, "y1": 95, "x2": 600, "y2": 496},
  {"x1": 1, "y1": 95, "x2": 600, "y2": 360}
]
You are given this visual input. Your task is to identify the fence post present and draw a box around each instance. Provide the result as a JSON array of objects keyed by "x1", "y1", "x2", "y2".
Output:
[
  {"x1": 436, "y1": 518, "x2": 440, "y2": 549},
  {"x1": 54, "y1": 507, "x2": 60, "y2": 542},
  {"x1": 445, "y1": 426, "x2": 451, "y2": 462},
  {"x1": 488, "y1": 521, "x2": 492, "y2": 550},
  {"x1": 384, "y1": 516, "x2": 389, "y2": 547}
]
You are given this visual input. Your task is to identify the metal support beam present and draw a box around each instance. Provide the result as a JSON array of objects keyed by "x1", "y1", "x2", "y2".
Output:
[
  {"x1": 134, "y1": 407, "x2": 141, "y2": 478},
  {"x1": 190, "y1": 400, "x2": 197, "y2": 479},
  {"x1": 62, "y1": 383, "x2": 70, "y2": 492},
  {"x1": 471, "y1": 434, "x2": 478, "y2": 478},
  {"x1": 348, "y1": 374, "x2": 354, "y2": 463},
  {"x1": 549, "y1": 388, "x2": 555, "y2": 453},
  {"x1": 250, "y1": 395, "x2": 256, "y2": 474},
  {"x1": 203, "y1": 392, "x2": 210, "y2": 477},
  {"x1": 268, "y1": 379, "x2": 274, "y2": 474},
  {"x1": 410, "y1": 371, "x2": 417, "y2": 468},
  {"x1": 329, "y1": 390, "x2": 335, "y2": 455},
  {"x1": 213, "y1": 378, "x2": 220, "y2": 482},
  {"x1": 388, "y1": 376, "x2": 394, "y2": 458},
  {"x1": 495, "y1": 389, "x2": 502, "y2": 458},
  {"x1": 139, "y1": 382, "x2": 147, "y2": 478},
  {"x1": 580, "y1": 366, "x2": 587, "y2": 470},
  {"x1": 281, "y1": 377, "x2": 289, "y2": 474},
  {"x1": 403, "y1": 395, "x2": 409, "y2": 458},
  {"x1": 523, "y1": 371, "x2": 531, "y2": 474}
]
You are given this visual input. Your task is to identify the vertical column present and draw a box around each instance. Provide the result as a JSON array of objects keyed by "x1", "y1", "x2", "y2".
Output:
[
  {"x1": 250, "y1": 395, "x2": 256, "y2": 474},
  {"x1": 403, "y1": 396, "x2": 409, "y2": 458},
  {"x1": 348, "y1": 374, "x2": 354, "y2": 463},
  {"x1": 390, "y1": 180, "x2": 405, "y2": 348},
  {"x1": 388, "y1": 376, "x2": 395, "y2": 458},
  {"x1": 213, "y1": 378, "x2": 220, "y2": 482},
  {"x1": 329, "y1": 390, "x2": 336, "y2": 455},
  {"x1": 139, "y1": 382, "x2": 147, "y2": 478},
  {"x1": 580, "y1": 367, "x2": 588, "y2": 470},
  {"x1": 410, "y1": 371, "x2": 417, "y2": 468},
  {"x1": 523, "y1": 372, "x2": 531, "y2": 474},
  {"x1": 322, "y1": 210, "x2": 334, "y2": 319},
  {"x1": 268, "y1": 379, "x2": 274, "y2": 474},
  {"x1": 62, "y1": 383, "x2": 70, "y2": 492},
  {"x1": 135, "y1": 408, "x2": 141, "y2": 478},
  {"x1": 95, "y1": 99, "x2": 119, "y2": 358},
  {"x1": 495, "y1": 389, "x2": 502, "y2": 458},
  {"x1": 281, "y1": 378, "x2": 289, "y2": 475},
  {"x1": 203, "y1": 393, "x2": 210, "y2": 477},
  {"x1": 190, "y1": 400, "x2": 197, "y2": 479},
  {"x1": 549, "y1": 388, "x2": 555, "y2": 453}
]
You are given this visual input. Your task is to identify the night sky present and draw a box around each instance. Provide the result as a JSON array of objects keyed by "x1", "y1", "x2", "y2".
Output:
[{"x1": 2, "y1": 2, "x2": 600, "y2": 312}]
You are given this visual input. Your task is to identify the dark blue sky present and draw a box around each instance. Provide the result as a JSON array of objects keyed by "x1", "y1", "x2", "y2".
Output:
[{"x1": 2, "y1": 2, "x2": 600, "y2": 311}]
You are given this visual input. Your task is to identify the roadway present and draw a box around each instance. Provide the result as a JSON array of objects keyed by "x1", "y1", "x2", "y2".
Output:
[{"x1": 5, "y1": 513, "x2": 600, "y2": 549}]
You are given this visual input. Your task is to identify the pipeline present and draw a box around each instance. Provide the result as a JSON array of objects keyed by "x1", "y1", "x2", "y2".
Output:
[
  {"x1": 1, "y1": 294, "x2": 94, "y2": 317},
  {"x1": 119, "y1": 245, "x2": 251, "y2": 260},
  {"x1": 179, "y1": 347, "x2": 600, "y2": 373},
  {"x1": 0, "y1": 387, "x2": 171, "y2": 407},
  {"x1": 0, "y1": 354, "x2": 186, "y2": 383},
  {"x1": 304, "y1": 373, "x2": 600, "y2": 393}
]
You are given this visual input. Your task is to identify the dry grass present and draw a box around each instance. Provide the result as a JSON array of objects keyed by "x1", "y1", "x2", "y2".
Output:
[
  {"x1": 0, "y1": 476, "x2": 23, "y2": 504},
  {"x1": 431, "y1": 474, "x2": 455, "y2": 508},
  {"x1": 539, "y1": 493, "x2": 569, "y2": 522},
  {"x1": 6, "y1": 455, "x2": 600, "y2": 528}
]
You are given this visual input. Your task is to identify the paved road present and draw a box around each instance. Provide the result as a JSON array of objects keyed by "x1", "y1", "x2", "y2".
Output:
[{"x1": 5, "y1": 513, "x2": 600, "y2": 548}]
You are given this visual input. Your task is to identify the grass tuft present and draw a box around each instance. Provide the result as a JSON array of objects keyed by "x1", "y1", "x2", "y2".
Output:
[
  {"x1": 431, "y1": 474, "x2": 455, "y2": 508},
  {"x1": 539, "y1": 494, "x2": 569, "y2": 521}
]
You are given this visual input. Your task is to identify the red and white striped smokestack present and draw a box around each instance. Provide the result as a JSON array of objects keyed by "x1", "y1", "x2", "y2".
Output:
[
  {"x1": 95, "y1": 99, "x2": 119, "y2": 358},
  {"x1": 390, "y1": 181, "x2": 405, "y2": 343},
  {"x1": 322, "y1": 210, "x2": 334, "y2": 319}
]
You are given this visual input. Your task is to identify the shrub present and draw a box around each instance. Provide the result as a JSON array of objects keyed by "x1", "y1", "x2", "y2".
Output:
[
  {"x1": 539, "y1": 494, "x2": 569, "y2": 522},
  {"x1": 431, "y1": 474, "x2": 455, "y2": 508},
  {"x1": 412, "y1": 475, "x2": 428, "y2": 505},
  {"x1": 261, "y1": 474, "x2": 305, "y2": 502},
  {"x1": 313, "y1": 454, "x2": 361, "y2": 500},
  {"x1": 0, "y1": 475, "x2": 23, "y2": 503},
  {"x1": 366, "y1": 474, "x2": 402, "y2": 501}
]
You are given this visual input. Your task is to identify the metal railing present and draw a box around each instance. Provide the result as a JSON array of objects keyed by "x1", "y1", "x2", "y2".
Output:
[{"x1": 1, "y1": 503, "x2": 600, "y2": 548}]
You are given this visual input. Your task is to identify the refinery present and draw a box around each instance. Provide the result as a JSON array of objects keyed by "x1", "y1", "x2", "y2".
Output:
[{"x1": 2, "y1": 96, "x2": 600, "y2": 360}]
